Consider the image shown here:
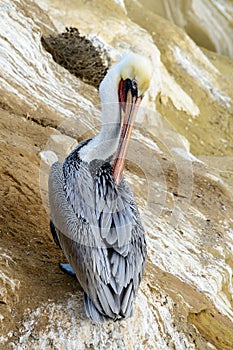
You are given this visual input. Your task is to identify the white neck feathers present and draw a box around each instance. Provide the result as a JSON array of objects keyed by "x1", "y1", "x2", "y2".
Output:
[{"x1": 79, "y1": 64, "x2": 121, "y2": 163}]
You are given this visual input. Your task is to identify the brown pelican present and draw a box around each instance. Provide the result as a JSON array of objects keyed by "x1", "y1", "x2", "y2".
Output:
[{"x1": 49, "y1": 53, "x2": 153, "y2": 322}]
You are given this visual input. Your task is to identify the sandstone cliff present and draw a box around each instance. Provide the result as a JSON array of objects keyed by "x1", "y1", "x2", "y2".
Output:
[{"x1": 0, "y1": 0, "x2": 232, "y2": 349}]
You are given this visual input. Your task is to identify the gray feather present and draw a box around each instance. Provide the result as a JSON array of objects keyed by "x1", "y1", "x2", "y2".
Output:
[
  {"x1": 48, "y1": 152, "x2": 146, "y2": 323},
  {"x1": 121, "y1": 281, "x2": 134, "y2": 315},
  {"x1": 111, "y1": 252, "x2": 120, "y2": 277},
  {"x1": 114, "y1": 244, "x2": 129, "y2": 257},
  {"x1": 97, "y1": 285, "x2": 115, "y2": 317},
  {"x1": 101, "y1": 283, "x2": 119, "y2": 315},
  {"x1": 84, "y1": 292, "x2": 108, "y2": 323},
  {"x1": 106, "y1": 229, "x2": 118, "y2": 245}
]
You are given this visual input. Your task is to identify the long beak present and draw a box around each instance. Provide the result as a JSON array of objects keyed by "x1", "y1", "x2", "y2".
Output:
[{"x1": 113, "y1": 85, "x2": 142, "y2": 185}]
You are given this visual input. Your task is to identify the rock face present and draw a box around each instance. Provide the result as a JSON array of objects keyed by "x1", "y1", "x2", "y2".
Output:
[
  {"x1": 138, "y1": 0, "x2": 233, "y2": 57},
  {"x1": 0, "y1": 0, "x2": 233, "y2": 349}
]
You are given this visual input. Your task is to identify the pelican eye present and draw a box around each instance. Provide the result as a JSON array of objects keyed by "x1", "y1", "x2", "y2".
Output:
[{"x1": 132, "y1": 78, "x2": 138, "y2": 90}]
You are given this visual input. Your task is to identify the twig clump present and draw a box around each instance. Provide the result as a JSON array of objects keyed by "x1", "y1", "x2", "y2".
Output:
[{"x1": 41, "y1": 27, "x2": 109, "y2": 88}]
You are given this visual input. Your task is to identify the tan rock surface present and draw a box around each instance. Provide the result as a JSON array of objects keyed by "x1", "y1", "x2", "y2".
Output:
[
  {"x1": 138, "y1": 0, "x2": 233, "y2": 57},
  {"x1": 0, "y1": 0, "x2": 233, "y2": 349}
]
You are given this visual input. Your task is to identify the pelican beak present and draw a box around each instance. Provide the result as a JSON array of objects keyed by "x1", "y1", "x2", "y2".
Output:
[{"x1": 113, "y1": 78, "x2": 142, "y2": 184}]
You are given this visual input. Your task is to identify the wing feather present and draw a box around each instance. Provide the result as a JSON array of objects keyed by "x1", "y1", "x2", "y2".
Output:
[
  {"x1": 99, "y1": 284, "x2": 118, "y2": 315},
  {"x1": 121, "y1": 281, "x2": 134, "y2": 316},
  {"x1": 49, "y1": 157, "x2": 146, "y2": 322}
]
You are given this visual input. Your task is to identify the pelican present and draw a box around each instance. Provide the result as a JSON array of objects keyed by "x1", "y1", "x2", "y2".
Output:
[{"x1": 49, "y1": 53, "x2": 153, "y2": 322}]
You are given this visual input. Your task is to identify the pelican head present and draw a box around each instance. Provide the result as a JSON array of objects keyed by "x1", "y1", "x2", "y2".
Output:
[
  {"x1": 99, "y1": 53, "x2": 152, "y2": 108},
  {"x1": 80, "y1": 53, "x2": 153, "y2": 183},
  {"x1": 111, "y1": 53, "x2": 153, "y2": 183},
  {"x1": 117, "y1": 53, "x2": 153, "y2": 96}
]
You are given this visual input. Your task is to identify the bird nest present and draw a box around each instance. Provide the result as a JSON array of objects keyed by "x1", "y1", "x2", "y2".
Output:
[{"x1": 41, "y1": 27, "x2": 110, "y2": 88}]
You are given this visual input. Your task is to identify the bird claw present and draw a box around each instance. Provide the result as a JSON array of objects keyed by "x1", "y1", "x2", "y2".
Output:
[{"x1": 59, "y1": 263, "x2": 76, "y2": 277}]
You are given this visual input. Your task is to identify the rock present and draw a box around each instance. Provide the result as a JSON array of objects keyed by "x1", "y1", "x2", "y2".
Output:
[
  {"x1": 138, "y1": 0, "x2": 233, "y2": 57},
  {"x1": 39, "y1": 150, "x2": 58, "y2": 166},
  {"x1": 0, "y1": 0, "x2": 232, "y2": 349}
]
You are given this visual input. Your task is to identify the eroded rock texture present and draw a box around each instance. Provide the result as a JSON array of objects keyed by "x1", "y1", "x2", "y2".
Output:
[
  {"x1": 138, "y1": 0, "x2": 233, "y2": 57},
  {"x1": 0, "y1": 0, "x2": 232, "y2": 349}
]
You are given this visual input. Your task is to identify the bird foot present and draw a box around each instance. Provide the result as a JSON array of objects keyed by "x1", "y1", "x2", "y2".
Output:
[{"x1": 59, "y1": 263, "x2": 76, "y2": 277}]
